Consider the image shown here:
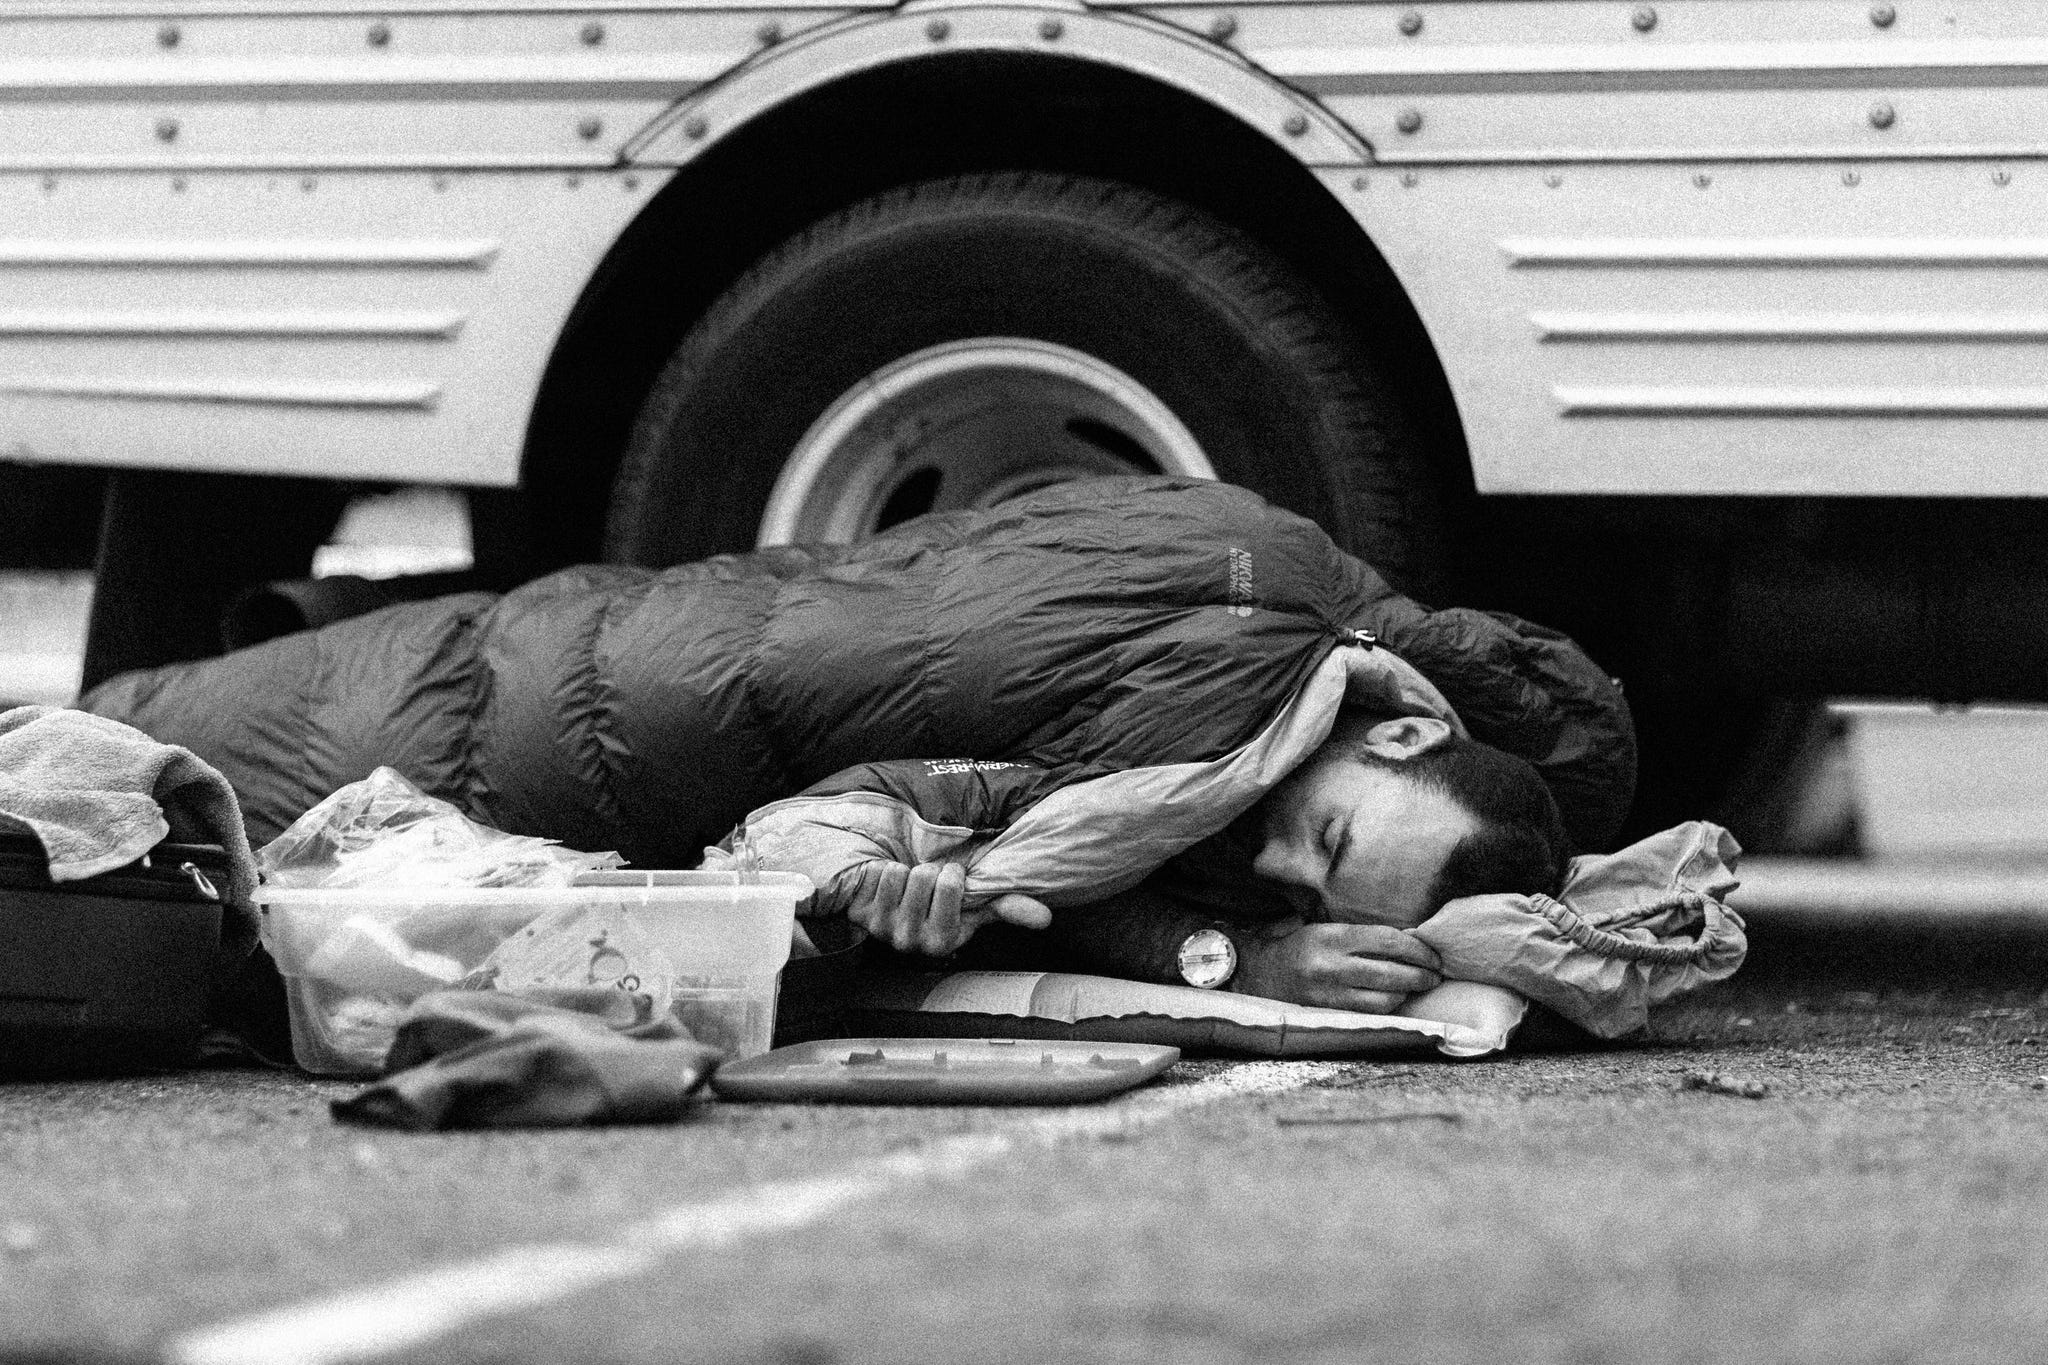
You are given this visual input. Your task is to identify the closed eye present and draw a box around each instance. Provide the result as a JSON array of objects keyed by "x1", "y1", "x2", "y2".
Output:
[{"x1": 1328, "y1": 821, "x2": 1354, "y2": 888}]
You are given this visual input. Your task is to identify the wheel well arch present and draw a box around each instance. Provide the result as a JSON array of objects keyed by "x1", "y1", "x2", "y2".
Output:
[{"x1": 512, "y1": 45, "x2": 1467, "y2": 572}]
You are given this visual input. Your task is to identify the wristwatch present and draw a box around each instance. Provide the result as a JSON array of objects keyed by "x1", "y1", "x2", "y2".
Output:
[{"x1": 1176, "y1": 928, "x2": 1237, "y2": 990}]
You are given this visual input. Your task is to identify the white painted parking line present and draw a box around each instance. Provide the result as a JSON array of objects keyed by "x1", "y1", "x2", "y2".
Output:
[{"x1": 167, "y1": 1061, "x2": 1327, "y2": 1365}]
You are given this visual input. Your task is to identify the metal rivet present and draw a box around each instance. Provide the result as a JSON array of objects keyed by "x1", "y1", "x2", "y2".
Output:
[
  {"x1": 565, "y1": 175, "x2": 581, "y2": 189},
  {"x1": 1869, "y1": 100, "x2": 1896, "y2": 129},
  {"x1": 1870, "y1": 4, "x2": 1896, "y2": 27},
  {"x1": 1398, "y1": 10, "x2": 1423, "y2": 35},
  {"x1": 432, "y1": 174, "x2": 450, "y2": 192},
  {"x1": 756, "y1": 21, "x2": 783, "y2": 44},
  {"x1": 1994, "y1": 168, "x2": 2013, "y2": 187},
  {"x1": 1038, "y1": 17, "x2": 1063, "y2": 39},
  {"x1": 1395, "y1": 108, "x2": 1423, "y2": 134},
  {"x1": 683, "y1": 115, "x2": 709, "y2": 140},
  {"x1": 1209, "y1": 14, "x2": 1237, "y2": 40},
  {"x1": 580, "y1": 20, "x2": 605, "y2": 46},
  {"x1": 157, "y1": 24, "x2": 181, "y2": 48},
  {"x1": 1400, "y1": 171, "x2": 1419, "y2": 187},
  {"x1": 1631, "y1": 6, "x2": 1657, "y2": 32},
  {"x1": 154, "y1": 117, "x2": 179, "y2": 143},
  {"x1": 1693, "y1": 172, "x2": 1712, "y2": 188},
  {"x1": 623, "y1": 174, "x2": 640, "y2": 191},
  {"x1": 1283, "y1": 113, "x2": 1309, "y2": 137},
  {"x1": 1545, "y1": 172, "x2": 1563, "y2": 188},
  {"x1": 170, "y1": 176, "x2": 187, "y2": 192},
  {"x1": 925, "y1": 17, "x2": 950, "y2": 40},
  {"x1": 39, "y1": 175, "x2": 55, "y2": 193},
  {"x1": 1351, "y1": 175, "x2": 1369, "y2": 191},
  {"x1": 367, "y1": 21, "x2": 391, "y2": 47},
  {"x1": 577, "y1": 116, "x2": 603, "y2": 141},
  {"x1": 1842, "y1": 169, "x2": 1862, "y2": 187},
  {"x1": 300, "y1": 176, "x2": 317, "y2": 192}
]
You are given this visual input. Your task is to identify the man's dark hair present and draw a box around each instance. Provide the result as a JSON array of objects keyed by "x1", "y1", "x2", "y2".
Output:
[{"x1": 1347, "y1": 732, "x2": 1571, "y2": 910}]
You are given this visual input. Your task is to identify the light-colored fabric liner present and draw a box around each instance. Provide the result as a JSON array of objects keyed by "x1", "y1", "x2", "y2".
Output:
[
  {"x1": 852, "y1": 970, "x2": 1527, "y2": 1060},
  {"x1": 714, "y1": 641, "x2": 1458, "y2": 912},
  {"x1": 962, "y1": 643, "x2": 1462, "y2": 905}
]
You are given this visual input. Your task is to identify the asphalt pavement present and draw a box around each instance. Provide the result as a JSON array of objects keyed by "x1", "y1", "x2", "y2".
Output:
[
  {"x1": 8, "y1": 550, "x2": 2048, "y2": 1364},
  {"x1": 3, "y1": 902, "x2": 2048, "y2": 1365}
]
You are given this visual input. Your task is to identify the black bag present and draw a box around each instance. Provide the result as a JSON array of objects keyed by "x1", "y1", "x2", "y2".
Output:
[{"x1": 0, "y1": 835, "x2": 226, "y2": 1075}]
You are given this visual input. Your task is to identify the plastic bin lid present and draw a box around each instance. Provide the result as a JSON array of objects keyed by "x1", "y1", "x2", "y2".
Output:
[{"x1": 709, "y1": 1037, "x2": 1179, "y2": 1105}]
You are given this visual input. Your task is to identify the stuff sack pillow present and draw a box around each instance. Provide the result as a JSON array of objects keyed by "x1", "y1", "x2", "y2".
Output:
[{"x1": 1412, "y1": 821, "x2": 1747, "y2": 1039}]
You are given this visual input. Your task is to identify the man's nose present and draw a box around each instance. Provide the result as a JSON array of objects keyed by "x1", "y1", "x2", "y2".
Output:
[{"x1": 1252, "y1": 840, "x2": 1307, "y2": 888}]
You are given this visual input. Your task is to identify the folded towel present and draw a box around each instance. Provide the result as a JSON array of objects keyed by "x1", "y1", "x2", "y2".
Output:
[
  {"x1": 0, "y1": 705, "x2": 259, "y2": 951},
  {"x1": 332, "y1": 988, "x2": 724, "y2": 1130}
]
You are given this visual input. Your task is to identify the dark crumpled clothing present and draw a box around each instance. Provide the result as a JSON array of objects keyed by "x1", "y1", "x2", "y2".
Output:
[{"x1": 331, "y1": 988, "x2": 723, "y2": 1131}]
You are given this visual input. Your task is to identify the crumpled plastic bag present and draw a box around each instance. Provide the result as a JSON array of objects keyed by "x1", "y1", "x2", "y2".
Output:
[
  {"x1": 463, "y1": 900, "x2": 680, "y2": 1020},
  {"x1": 258, "y1": 767, "x2": 623, "y2": 890},
  {"x1": 305, "y1": 915, "x2": 467, "y2": 997}
]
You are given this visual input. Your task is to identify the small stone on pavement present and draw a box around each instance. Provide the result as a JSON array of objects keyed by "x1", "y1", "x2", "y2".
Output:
[{"x1": 1682, "y1": 1070, "x2": 1770, "y2": 1100}]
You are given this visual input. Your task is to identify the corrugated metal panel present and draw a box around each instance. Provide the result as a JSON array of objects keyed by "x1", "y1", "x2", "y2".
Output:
[
  {"x1": 0, "y1": 169, "x2": 667, "y2": 484},
  {"x1": 0, "y1": 7, "x2": 859, "y2": 170},
  {"x1": 16, "y1": 0, "x2": 2048, "y2": 500},
  {"x1": 1084, "y1": 0, "x2": 2048, "y2": 496},
  {"x1": 1530, "y1": 311, "x2": 2048, "y2": 341},
  {"x1": 625, "y1": 3, "x2": 1360, "y2": 166},
  {"x1": 0, "y1": 309, "x2": 466, "y2": 337},
  {"x1": 0, "y1": 3, "x2": 860, "y2": 484},
  {"x1": 1129, "y1": 0, "x2": 2048, "y2": 161},
  {"x1": 0, "y1": 375, "x2": 443, "y2": 407},
  {"x1": 0, "y1": 2, "x2": 859, "y2": 14},
  {"x1": 1330, "y1": 152, "x2": 2048, "y2": 496}
]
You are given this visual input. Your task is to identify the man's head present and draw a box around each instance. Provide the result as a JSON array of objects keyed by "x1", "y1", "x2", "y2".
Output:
[{"x1": 1251, "y1": 712, "x2": 1569, "y2": 929}]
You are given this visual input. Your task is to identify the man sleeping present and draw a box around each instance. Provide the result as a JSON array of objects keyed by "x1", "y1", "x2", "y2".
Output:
[
  {"x1": 85, "y1": 476, "x2": 1733, "y2": 1040},
  {"x1": 825, "y1": 710, "x2": 1568, "y2": 1011}
]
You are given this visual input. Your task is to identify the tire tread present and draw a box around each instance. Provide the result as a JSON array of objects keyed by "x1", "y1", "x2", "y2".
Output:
[{"x1": 606, "y1": 172, "x2": 1445, "y2": 596}]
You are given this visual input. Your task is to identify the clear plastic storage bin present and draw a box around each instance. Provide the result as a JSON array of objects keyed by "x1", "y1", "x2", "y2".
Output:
[{"x1": 256, "y1": 870, "x2": 810, "y2": 1076}]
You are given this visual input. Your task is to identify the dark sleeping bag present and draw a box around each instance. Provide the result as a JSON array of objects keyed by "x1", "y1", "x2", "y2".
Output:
[{"x1": 84, "y1": 477, "x2": 1635, "y2": 869}]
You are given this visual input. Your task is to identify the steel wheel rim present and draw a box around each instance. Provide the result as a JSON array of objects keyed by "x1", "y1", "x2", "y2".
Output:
[{"x1": 757, "y1": 337, "x2": 1214, "y2": 546}]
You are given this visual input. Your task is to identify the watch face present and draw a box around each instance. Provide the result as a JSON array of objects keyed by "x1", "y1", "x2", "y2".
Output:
[{"x1": 1178, "y1": 929, "x2": 1236, "y2": 989}]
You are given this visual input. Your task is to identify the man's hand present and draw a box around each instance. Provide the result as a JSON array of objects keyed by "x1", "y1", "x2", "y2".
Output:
[
  {"x1": 836, "y1": 860, "x2": 1053, "y2": 957},
  {"x1": 1229, "y1": 921, "x2": 1443, "y2": 1012}
]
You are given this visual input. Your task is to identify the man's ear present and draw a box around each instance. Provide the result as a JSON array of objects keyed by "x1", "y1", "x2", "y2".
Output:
[{"x1": 1359, "y1": 715, "x2": 1454, "y2": 759}]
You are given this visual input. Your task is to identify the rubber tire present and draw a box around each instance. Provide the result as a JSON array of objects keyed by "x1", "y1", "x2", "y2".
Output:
[{"x1": 603, "y1": 172, "x2": 1448, "y2": 598}]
